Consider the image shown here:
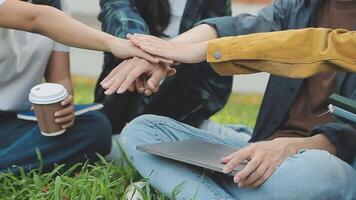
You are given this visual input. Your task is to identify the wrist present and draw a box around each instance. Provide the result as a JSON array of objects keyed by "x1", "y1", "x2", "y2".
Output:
[
  {"x1": 103, "y1": 35, "x2": 119, "y2": 53},
  {"x1": 191, "y1": 42, "x2": 208, "y2": 63},
  {"x1": 273, "y1": 137, "x2": 305, "y2": 155}
]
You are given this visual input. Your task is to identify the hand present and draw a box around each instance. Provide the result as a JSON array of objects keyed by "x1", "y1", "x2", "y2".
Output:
[
  {"x1": 127, "y1": 75, "x2": 157, "y2": 96},
  {"x1": 101, "y1": 57, "x2": 176, "y2": 95},
  {"x1": 128, "y1": 34, "x2": 208, "y2": 63},
  {"x1": 108, "y1": 38, "x2": 173, "y2": 65},
  {"x1": 54, "y1": 95, "x2": 75, "y2": 129},
  {"x1": 221, "y1": 138, "x2": 303, "y2": 188}
]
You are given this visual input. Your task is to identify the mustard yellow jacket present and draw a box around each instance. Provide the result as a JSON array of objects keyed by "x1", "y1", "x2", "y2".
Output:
[{"x1": 207, "y1": 28, "x2": 356, "y2": 78}]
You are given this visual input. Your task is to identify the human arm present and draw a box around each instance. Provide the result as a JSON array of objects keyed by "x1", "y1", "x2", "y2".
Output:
[
  {"x1": 129, "y1": 28, "x2": 356, "y2": 78},
  {"x1": 45, "y1": 51, "x2": 75, "y2": 129},
  {"x1": 0, "y1": 0, "x2": 160, "y2": 63},
  {"x1": 101, "y1": 0, "x2": 288, "y2": 93},
  {"x1": 207, "y1": 28, "x2": 356, "y2": 78}
]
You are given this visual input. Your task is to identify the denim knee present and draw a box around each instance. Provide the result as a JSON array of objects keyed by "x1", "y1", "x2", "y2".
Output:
[
  {"x1": 260, "y1": 150, "x2": 356, "y2": 200},
  {"x1": 122, "y1": 115, "x2": 167, "y2": 140}
]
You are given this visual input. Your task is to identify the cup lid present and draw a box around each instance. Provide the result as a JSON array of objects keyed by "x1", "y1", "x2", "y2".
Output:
[{"x1": 29, "y1": 83, "x2": 68, "y2": 105}]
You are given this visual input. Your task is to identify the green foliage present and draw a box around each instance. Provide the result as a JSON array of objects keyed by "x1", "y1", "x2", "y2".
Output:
[{"x1": 1, "y1": 76, "x2": 262, "y2": 199}]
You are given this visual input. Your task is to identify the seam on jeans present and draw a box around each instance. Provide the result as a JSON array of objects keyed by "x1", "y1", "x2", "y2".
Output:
[{"x1": 151, "y1": 123, "x2": 162, "y2": 142}]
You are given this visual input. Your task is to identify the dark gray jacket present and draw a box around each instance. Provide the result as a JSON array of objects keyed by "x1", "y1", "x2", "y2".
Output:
[{"x1": 202, "y1": 0, "x2": 356, "y2": 163}]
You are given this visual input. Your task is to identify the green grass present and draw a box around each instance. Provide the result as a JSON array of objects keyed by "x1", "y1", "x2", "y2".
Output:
[{"x1": 0, "y1": 76, "x2": 262, "y2": 199}]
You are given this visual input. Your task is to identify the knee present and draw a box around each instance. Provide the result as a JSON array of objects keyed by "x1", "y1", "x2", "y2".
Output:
[
  {"x1": 76, "y1": 111, "x2": 112, "y2": 156},
  {"x1": 262, "y1": 150, "x2": 356, "y2": 199},
  {"x1": 120, "y1": 114, "x2": 167, "y2": 149},
  {"x1": 122, "y1": 114, "x2": 166, "y2": 138}
]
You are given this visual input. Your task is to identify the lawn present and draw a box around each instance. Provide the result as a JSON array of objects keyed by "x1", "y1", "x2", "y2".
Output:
[{"x1": 0, "y1": 76, "x2": 263, "y2": 200}]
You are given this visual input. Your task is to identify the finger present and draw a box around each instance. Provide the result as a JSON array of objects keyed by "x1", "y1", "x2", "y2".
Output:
[
  {"x1": 116, "y1": 63, "x2": 147, "y2": 94},
  {"x1": 239, "y1": 163, "x2": 269, "y2": 187},
  {"x1": 167, "y1": 67, "x2": 176, "y2": 76},
  {"x1": 54, "y1": 105, "x2": 75, "y2": 117},
  {"x1": 101, "y1": 61, "x2": 124, "y2": 85},
  {"x1": 249, "y1": 167, "x2": 276, "y2": 188},
  {"x1": 157, "y1": 57, "x2": 174, "y2": 65},
  {"x1": 235, "y1": 154, "x2": 263, "y2": 183},
  {"x1": 136, "y1": 76, "x2": 145, "y2": 94},
  {"x1": 144, "y1": 89, "x2": 153, "y2": 96},
  {"x1": 144, "y1": 81, "x2": 152, "y2": 96},
  {"x1": 147, "y1": 68, "x2": 167, "y2": 91},
  {"x1": 221, "y1": 153, "x2": 235, "y2": 164},
  {"x1": 105, "y1": 59, "x2": 136, "y2": 95},
  {"x1": 128, "y1": 36, "x2": 143, "y2": 48},
  {"x1": 102, "y1": 60, "x2": 130, "y2": 89},
  {"x1": 61, "y1": 95, "x2": 74, "y2": 106},
  {"x1": 128, "y1": 83, "x2": 135, "y2": 92},
  {"x1": 131, "y1": 33, "x2": 167, "y2": 44},
  {"x1": 55, "y1": 114, "x2": 75, "y2": 124},
  {"x1": 152, "y1": 85, "x2": 160, "y2": 93},
  {"x1": 102, "y1": 76, "x2": 116, "y2": 90},
  {"x1": 223, "y1": 148, "x2": 252, "y2": 174},
  {"x1": 134, "y1": 48, "x2": 160, "y2": 64},
  {"x1": 61, "y1": 119, "x2": 75, "y2": 129}
]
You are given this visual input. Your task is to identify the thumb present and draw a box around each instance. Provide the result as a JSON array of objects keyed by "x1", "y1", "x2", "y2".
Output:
[
  {"x1": 133, "y1": 48, "x2": 159, "y2": 63},
  {"x1": 147, "y1": 68, "x2": 167, "y2": 91},
  {"x1": 167, "y1": 67, "x2": 176, "y2": 76}
]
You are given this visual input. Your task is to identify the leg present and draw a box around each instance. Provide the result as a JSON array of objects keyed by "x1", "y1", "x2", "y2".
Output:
[
  {"x1": 120, "y1": 115, "x2": 249, "y2": 200},
  {"x1": 199, "y1": 119, "x2": 252, "y2": 148},
  {"x1": 218, "y1": 150, "x2": 356, "y2": 200},
  {"x1": 0, "y1": 111, "x2": 112, "y2": 173}
]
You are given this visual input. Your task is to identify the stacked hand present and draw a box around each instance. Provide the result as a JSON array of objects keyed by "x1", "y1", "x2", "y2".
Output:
[{"x1": 101, "y1": 34, "x2": 208, "y2": 95}]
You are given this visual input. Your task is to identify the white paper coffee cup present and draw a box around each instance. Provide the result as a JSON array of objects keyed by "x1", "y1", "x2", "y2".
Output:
[{"x1": 29, "y1": 83, "x2": 68, "y2": 136}]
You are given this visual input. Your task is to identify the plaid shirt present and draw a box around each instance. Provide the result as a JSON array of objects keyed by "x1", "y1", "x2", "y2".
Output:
[
  {"x1": 98, "y1": 0, "x2": 231, "y2": 38},
  {"x1": 96, "y1": 0, "x2": 233, "y2": 129},
  {"x1": 33, "y1": 0, "x2": 61, "y2": 9}
]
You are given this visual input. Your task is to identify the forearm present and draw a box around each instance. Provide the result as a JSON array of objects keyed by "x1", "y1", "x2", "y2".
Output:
[
  {"x1": 45, "y1": 52, "x2": 73, "y2": 95},
  {"x1": 172, "y1": 24, "x2": 218, "y2": 43},
  {"x1": 32, "y1": 6, "x2": 115, "y2": 52},
  {"x1": 0, "y1": 1, "x2": 115, "y2": 52},
  {"x1": 52, "y1": 78, "x2": 73, "y2": 96},
  {"x1": 292, "y1": 134, "x2": 337, "y2": 155}
]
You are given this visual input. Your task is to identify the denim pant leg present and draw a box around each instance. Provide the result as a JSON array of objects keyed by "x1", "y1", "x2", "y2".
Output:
[
  {"x1": 219, "y1": 150, "x2": 356, "y2": 200},
  {"x1": 120, "y1": 115, "x2": 250, "y2": 200},
  {"x1": 0, "y1": 111, "x2": 112, "y2": 173}
]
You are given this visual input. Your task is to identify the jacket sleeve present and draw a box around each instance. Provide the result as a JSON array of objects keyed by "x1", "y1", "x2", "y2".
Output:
[
  {"x1": 98, "y1": 0, "x2": 149, "y2": 39},
  {"x1": 197, "y1": 0, "x2": 290, "y2": 37},
  {"x1": 207, "y1": 28, "x2": 356, "y2": 78},
  {"x1": 310, "y1": 121, "x2": 356, "y2": 164}
]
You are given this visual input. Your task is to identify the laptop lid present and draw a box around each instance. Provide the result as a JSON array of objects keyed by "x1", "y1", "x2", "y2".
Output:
[{"x1": 137, "y1": 140, "x2": 246, "y2": 175}]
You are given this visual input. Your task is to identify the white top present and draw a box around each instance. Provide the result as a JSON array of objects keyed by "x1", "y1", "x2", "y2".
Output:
[
  {"x1": 0, "y1": 0, "x2": 70, "y2": 112},
  {"x1": 0, "y1": 0, "x2": 5, "y2": 6},
  {"x1": 162, "y1": 0, "x2": 187, "y2": 39}
]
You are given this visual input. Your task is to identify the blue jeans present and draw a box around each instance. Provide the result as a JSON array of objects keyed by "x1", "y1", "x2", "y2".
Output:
[
  {"x1": 0, "y1": 111, "x2": 112, "y2": 173},
  {"x1": 120, "y1": 115, "x2": 356, "y2": 200}
]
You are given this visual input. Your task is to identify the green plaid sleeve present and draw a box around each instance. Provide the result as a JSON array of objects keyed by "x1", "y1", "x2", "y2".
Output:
[
  {"x1": 203, "y1": 0, "x2": 232, "y2": 18},
  {"x1": 99, "y1": 0, "x2": 150, "y2": 39}
]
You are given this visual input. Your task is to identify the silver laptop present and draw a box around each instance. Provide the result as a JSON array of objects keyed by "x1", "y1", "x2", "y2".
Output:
[{"x1": 137, "y1": 140, "x2": 246, "y2": 175}]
